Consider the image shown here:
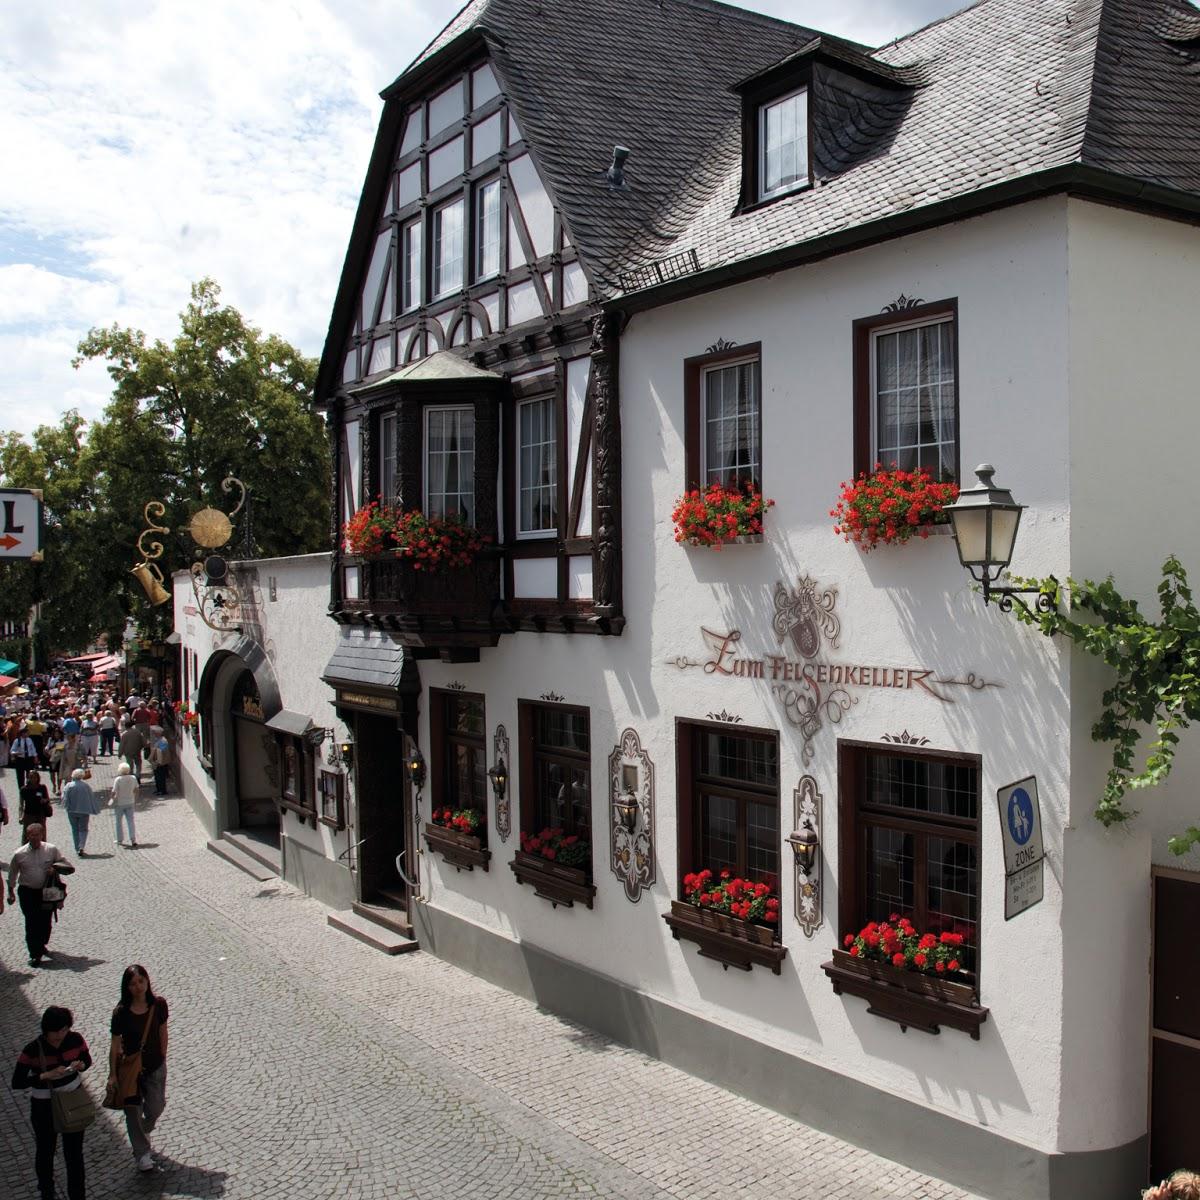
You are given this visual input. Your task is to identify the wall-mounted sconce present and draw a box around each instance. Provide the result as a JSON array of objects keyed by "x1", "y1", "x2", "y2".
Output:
[
  {"x1": 945, "y1": 464, "x2": 1055, "y2": 615},
  {"x1": 337, "y1": 734, "x2": 355, "y2": 771},
  {"x1": 787, "y1": 820, "x2": 819, "y2": 873},
  {"x1": 487, "y1": 759, "x2": 507, "y2": 803},
  {"x1": 608, "y1": 729, "x2": 656, "y2": 903},
  {"x1": 613, "y1": 763, "x2": 639, "y2": 833},
  {"x1": 406, "y1": 745, "x2": 426, "y2": 802}
]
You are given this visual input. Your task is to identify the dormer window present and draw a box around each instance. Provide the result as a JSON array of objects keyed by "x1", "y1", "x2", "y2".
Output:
[{"x1": 758, "y1": 87, "x2": 809, "y2": 201}]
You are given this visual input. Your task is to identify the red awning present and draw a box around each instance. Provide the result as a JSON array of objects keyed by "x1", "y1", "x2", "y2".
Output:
[{"x1": 0, "y1": 674, "x2": 17, "y2": 688}]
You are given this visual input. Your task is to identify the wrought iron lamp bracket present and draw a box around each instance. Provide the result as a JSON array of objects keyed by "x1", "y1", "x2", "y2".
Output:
[{"x1": 976, "y1": 570, "x2": 1058, "y2": 616}]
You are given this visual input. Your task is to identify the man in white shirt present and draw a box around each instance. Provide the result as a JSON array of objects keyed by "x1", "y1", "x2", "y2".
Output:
[
  {"x1": 10, "y1": 731, "x2": 38, "y2": 788},
  {"x1": 5, "y1": 823, "x2": 71, "y2": 966}
]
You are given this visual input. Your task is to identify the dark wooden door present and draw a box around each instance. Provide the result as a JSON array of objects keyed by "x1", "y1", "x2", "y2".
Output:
[
  {"x1": 353, "y1": 713, "x2": 410, "y2": 904},
  {"x1": 1150, "y1": 871, "x2": 1200, "y2": 1181}
]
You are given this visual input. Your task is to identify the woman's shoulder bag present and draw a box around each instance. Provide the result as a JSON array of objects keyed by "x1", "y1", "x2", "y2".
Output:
[{"x1": 37, "y1": 1042, "x2": 96, "y2": 1134}]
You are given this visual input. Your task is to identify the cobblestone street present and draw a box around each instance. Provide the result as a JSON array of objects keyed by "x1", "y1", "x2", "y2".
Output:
[{"x1": 1, "y1": 756, "x2": 977, "y2": 1200}]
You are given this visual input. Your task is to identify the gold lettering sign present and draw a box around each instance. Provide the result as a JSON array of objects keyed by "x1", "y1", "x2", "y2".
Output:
[{"x1": 337, "y1": 690, "x2": 398, "y2": 712}]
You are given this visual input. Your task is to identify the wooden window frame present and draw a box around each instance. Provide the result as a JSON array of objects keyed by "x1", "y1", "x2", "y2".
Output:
[
  {"x1": 423, "y1": 403, "x2": 476, "y2": 522},
  {"x1": 430, "y1": 688, "x2": 487, "y2": 819},
  {"x1": 318, "y1": 769, "x2": 346, "y2": 830},
  {"x1": 674, "y1": 718, "x2": 780, "y2": 893},
  {"x1": 757, "y1": 86, "x2": 810, "y2": 203},
  {"x1": 837, "y1": 738, "x2": 982, "y2": 992},
  {"x1": 518, "y1": 699, "x2": 592, "y2": 845},
  {"x1": 277, "y1": 734, "x2": 317, "y2": 828},
  {"x1": 736, "y1": 65, "x2": 814, "y2": 213},
  {"x1": 852, "y1": 298, "x2": 960, "y2": 482},
  {"x1": 515, "y1": 392, "x2": 559, "y2": 539},
  {"x1": 683, "y1": 342, "x2": 763, "y2": 492}
]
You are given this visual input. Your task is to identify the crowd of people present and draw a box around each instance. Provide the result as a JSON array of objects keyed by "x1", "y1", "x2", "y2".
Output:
[
  {"x1": 2, "y1": 668, "x2": 176, "y2": 1198},
  {"x1": 0, "y1": 674, "x2": 175, "y2": 858}
]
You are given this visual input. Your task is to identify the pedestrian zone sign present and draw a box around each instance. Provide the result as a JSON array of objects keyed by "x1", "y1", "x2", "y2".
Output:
[
  {"x1": 997, "y1": 775, "x2": 1044, "y2": 875},
  {"x1": 0, "y1": 488, "x2": 43, "y2": 561}
]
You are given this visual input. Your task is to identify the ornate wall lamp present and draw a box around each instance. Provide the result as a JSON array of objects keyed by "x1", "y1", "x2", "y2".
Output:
[
  {"x1": 945, "y1": 464, "x2": 1055, "y2": 615},
  {"x1": 406, "y1": 745, "x2": 426, "y2": 806},
  {"x1": 487, "y1": 758, "x2": 507, "y2": 805},
  {"x1": 788, "y1": 776, "x2": 823, "y2": 938},
  {"x1": 492, "y1": 725, "x2": 511, "y2": 841},
  {"x1": 608, "y1": 729, "x2": 656, "y2": 903}
]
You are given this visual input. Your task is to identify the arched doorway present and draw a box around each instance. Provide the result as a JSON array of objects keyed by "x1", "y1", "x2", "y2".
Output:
[{"x1": 229, "y1": 669, "x2": 281, "y2": 832}]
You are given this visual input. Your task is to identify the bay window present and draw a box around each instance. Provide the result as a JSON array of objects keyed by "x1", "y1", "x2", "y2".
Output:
[
  {"x1": 424, "y1": 406, "x2": 475, "y2": 523},
  {"x1": 517, "y1": 394, "x2": 557, "y2": 535}
]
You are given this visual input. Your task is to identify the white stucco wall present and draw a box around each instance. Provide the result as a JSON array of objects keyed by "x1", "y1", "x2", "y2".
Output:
[
  {"x1": 414, "y1": 199, "x2": 1078, "y2": 1153},
  {"x1": 1060, "y1": 199, "x2": 1200, "y2": 1150},
  {"x1": 173, "y1": 553, "x2": 353, "y2": 862}
]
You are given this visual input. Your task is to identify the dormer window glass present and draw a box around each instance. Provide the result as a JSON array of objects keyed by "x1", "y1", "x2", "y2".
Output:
[
  {"x1": 758, "y1": 87, "x2": 808, "y2": 201},
  {"x1": 475, "y1": 178, "x2": 501, "y2": 280},
  {"x1": 401, "y1": 219, "x2": 422, "y2": 312},
  {"x1": 428, "y1": 81, "x2": 464, "y2": 136},
  {"x1": 425, "y1": 406, "x2": 475, "y2": 523},
  {"x1": 432, "y1": 198, "x2": 465, "y2": 298}
]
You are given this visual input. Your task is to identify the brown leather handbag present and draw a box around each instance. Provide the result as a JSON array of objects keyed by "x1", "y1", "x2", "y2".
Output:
[{"x1": 103, "y1": 1006, "x2": 155, "y2": 1110}]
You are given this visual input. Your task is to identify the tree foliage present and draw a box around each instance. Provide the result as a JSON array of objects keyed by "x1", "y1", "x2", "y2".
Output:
[
  {"x1": 1005, "y1": 558, "x2": 1200, "y2": 856},
  {"x1": 0, "y1": 279, "x2": 330, "y2": 655}
]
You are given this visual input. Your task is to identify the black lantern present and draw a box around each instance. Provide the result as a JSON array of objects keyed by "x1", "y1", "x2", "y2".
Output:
[
  {"x1": 337, "y1": 734, "x2": 355, "y2": 770},
  {"x1": 613, "y1": 791, "x2": 638, "y2": 833},
  {"x1": 786, "y1": 821, "x2": 819, "y2": 874},
  {"x1": 946, "y1": 464, "x2": 1053, "y2": 614},
  {"x1": 487, "y1": 759, "x2": 507, "y2": 802},
  {"x1": 406, "y1": 745, "x2": 426, "y2": 793}
]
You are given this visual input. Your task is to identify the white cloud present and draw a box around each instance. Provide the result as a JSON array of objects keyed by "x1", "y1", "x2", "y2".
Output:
[{"x1": 0, "y1": 1, "x2": 956, "y2": 439}]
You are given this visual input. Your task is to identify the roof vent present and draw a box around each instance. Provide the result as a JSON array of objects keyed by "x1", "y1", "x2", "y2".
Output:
[{"x1": 605, "y1": 145, "x2": 630, "y2": 190}]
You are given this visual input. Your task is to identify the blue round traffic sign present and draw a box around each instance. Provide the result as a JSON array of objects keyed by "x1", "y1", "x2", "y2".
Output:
[{"x1": 1008, "y1": 788, "x2": 1035, "y2": 845}]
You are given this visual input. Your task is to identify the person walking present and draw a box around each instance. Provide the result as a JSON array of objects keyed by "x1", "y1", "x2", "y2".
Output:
[
  {"x1": 0, "y1": 782, "x2": 9, "y2": 847},
  {"x1": 118, "y1": 720, "x2": 144, "y2": 784},
  {"x1": 19, "y1": 770, "x2": 53, "y2": 843},
  {"x1": 6, "y1": 824, "x2": 71, "y2": 966},
  {"x1": 10, "y1": 727, "x2": 38, "y2": 788},
  {"x1": 98, "y1": 710, "x2": 117, "y2": 758},
  {"x1": 10, "y1": 1005, "x2": 93, "y2": 1200},
  {"x1": 79, "y1": 713, "x2": 99, "y2": 764},
  {"x1": 110, "y1": 763, "x2": 139, "y2": 848},
  {"x1": 62, "y1": 770, "x2": 101, "y2": 856},
  {"x1": 148, "y1": 728, "x2": 172, "y2": 797},
  {"x1": 109, "y1": 965, "x2": 169, "y2": 1173}
]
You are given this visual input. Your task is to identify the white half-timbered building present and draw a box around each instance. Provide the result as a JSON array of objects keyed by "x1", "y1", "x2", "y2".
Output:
[{"x1": 175, "y1": 1, "x2": 1200, "y2": 1196}]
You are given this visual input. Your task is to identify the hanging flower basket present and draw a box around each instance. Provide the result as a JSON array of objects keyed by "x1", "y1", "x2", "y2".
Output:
[
  {"x1": 672, "y1": 484, "x2": 775, "y2": 548},
  {"x1": 343, "y1": 500, "x2": 489, "y2": 569},
  {"x1": 830, "y1": 466, "x2": 958, "y2": 551}
]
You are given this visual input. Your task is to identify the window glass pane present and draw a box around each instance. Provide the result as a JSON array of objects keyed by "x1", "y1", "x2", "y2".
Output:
[
  {"x1": 432, "y1": 199, "x2": 464, "y2": 298},
  {"x1": 472, "y1": 63, "x2": 500, "y2": 108},
  {"x1": 427, "y1": 135, "x2": 463, "y2": 192},
  {"x1": 507, "y1": 279, "x2": 540, "y2": 326},
  {"x1": 399, "y1": 108, "x2": 423, "y2": 156},
  {"x1": 424, "y1": 407, "x2": 474, "y2": 522},
  {"x1": 471, "y1": 112, "x2": 502, "y2": 165},
  {"x1": 562, "y1": 261, "x2": 586, "y2": 308},
  {"x1": 928, "y1": 836, "x2": 979, "y2": 971},
  {"x1": 537, "y1": 708, "x2": 589, "y2": 753},
  {"x1": 449, "y1": 695, "x2": 484, "y2": 737},
  {"x1": 475, "y1": 178, "x2": 501, "y2": 279},
  {"x1": 518, "y1": 395, "x2": 557, "y2": 533},
  {"x1": 698, "y1": 730, "x2": 777, "y2": 788},
  {"x1": 401, "y1": 221, "x2": 422, "y2": 312},
  {"x1": 760, "y1": 89, "x2": 808, "y2": 197},
  {"x1": 874, "y1": 319, "x2": 956, "y2": 481},
  {"x1": 746, "y1": 800, "x2": 779, "y2": 884},
  {"x1": 507, "y1": 153, "x2": 555, "y2": 258},
  {"x1": 508, "y1": 112, "x2": 522, "y2": 143},
  {"x1": 429, "y1": 81, "x2": 464, "y2": 135},
  {"x1": 863, "y1": 752, "x2": 978, "y2": 820},
  {"x1": 865, "y1": 825, "x2": 915, "y2": 925},
  {"x1": 700, "y1": 793, "x2": 737, "y2": 876},
  {"x1": 379, "y1": 412, "x2": 398, "y2": 503},
  {"x1": 398, "y1": 162, "x2": 421, "y2": 208},
  {"x1": 703, "y1": 359, "x2": 760, "y2": 490},
  {"x1": 367, "y1": 336, "x2": 390, "y2": 376}
]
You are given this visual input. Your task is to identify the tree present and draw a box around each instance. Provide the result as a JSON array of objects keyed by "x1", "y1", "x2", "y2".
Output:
[{"x1": 0, "y1": 279, "x2": 330, "y2": 656}]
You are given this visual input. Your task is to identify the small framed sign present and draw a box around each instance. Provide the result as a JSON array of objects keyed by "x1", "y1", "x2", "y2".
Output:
[{"x1": 318, "y1": 769, "x2": 345, "y2": 830}]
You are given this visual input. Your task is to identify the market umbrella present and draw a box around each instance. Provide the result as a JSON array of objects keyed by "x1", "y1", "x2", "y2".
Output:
[{"x1": 0, "y1": 658, "x2": 18, "y2": 675}]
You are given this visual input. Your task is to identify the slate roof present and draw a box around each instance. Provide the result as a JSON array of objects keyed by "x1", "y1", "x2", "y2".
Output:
[
  {"x1": 322, "y1": 626, "x2": 420, "y2": 694},
  {"x1": 317, "y1": 0, "x2": 1200, "y2": 395}
]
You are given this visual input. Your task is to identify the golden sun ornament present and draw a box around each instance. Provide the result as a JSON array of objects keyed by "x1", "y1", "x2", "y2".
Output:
[{"x1": 188, "y1": 507, "x2": 233, "y2": 549}]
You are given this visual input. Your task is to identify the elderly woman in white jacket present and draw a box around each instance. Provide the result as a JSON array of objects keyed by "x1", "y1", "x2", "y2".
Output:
[{"x1": 110, "y1": 762, "x2": 140, "y2": 848}]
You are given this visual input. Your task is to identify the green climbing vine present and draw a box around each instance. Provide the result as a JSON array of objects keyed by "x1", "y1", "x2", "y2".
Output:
[{"x1": 1004, "y1": 556, "x2": 1200, "y2": 856}]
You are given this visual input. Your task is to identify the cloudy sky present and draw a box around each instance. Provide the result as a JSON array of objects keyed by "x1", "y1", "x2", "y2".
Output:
[{"x1": 0, "y1": 0, "x2": 961, "y2": 439}]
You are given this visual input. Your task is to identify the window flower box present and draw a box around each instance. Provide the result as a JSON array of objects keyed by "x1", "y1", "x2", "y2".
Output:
[
  {"x1": 423, "y1": 821, "x2": 490, "y2": 872},
  {"x1": 672, "y1": 484, "x2": 774, "y2": 549},
  {"x1": 830, "y1": 466, "x2": 958, "y2": 551},
  {"x1": 822, "y1": 949, "x2": 988, "y2": 1039},
  {"x1": 663, "y1": 900, "x2": 787, "y2": 974},
  {"x1": 510, "y1": 850, "x2": 595, "y2": 908},
  {"x1": 344, "y1": 500, "x2": 489, "y2": 569}
]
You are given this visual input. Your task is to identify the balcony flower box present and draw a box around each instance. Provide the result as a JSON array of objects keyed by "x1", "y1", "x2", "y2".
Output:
[
  {"x1": 510, "y1": 850, "x2": 595, "y2": 908},
  {"x1": 822, "y1": 916, "x2": 988, "y2": 1038},
  {"x1": 672, "y1": 484, "x2": 774, "y2": 549},
  {"x1": 830, "y1": 466, "x2": 958, "y2": 551},
  {"x1": 663, "y1": 900, "x2": 787, "y2": 974},
  {"x1": 424, "y1": 808, "x2": 490, "y2": 872},
  {"x1": 344, "y1": 500, "x2": 489, "y2": 569}
]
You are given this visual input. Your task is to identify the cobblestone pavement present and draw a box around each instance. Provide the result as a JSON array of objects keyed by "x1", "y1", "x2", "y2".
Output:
[{"x1": 1, "y1": 754, "x2": 978, "y2": 1200}]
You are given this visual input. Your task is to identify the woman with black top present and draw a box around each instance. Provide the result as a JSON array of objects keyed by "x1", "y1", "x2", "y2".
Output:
[
  {"x1": 10, "y1": 1005, "x2": 92, "y2": 1200},
  {"x1": 19, "y1": 769, "x2": 53, "y2": 843},
  {"x1": 108, "y1": 963, "x2": 169, "y2": 1172}
]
